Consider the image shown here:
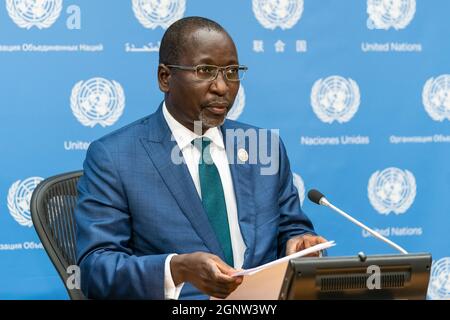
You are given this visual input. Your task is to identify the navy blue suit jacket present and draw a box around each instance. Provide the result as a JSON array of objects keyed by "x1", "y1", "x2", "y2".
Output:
[{"x1": 75, "y1": 106, "x2": 315, "y2": 299}]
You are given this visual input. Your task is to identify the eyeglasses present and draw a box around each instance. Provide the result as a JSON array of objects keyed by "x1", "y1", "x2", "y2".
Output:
[{"x1": 165, "y1": 64, "x2": 248, "y2": 81}]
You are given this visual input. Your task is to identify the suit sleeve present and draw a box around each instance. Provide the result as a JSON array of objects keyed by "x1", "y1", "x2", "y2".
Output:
[
  {"x1": 277, "y1": 137, "x2": 316, "y2": 257},
  {"x1": 75, "y1": 140, "x2": 167, "y2": 299}
]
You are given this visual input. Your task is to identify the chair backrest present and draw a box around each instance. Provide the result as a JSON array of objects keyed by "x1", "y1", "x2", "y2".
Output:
[{"x1": 30, "y1": 170, "x2": 85, "y2": 300}]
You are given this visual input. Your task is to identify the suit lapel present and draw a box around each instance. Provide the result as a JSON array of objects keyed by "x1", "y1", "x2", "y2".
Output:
[
  {"x1": 221, "y1": 123, "x2": 257, "y2": 269},
  {"x1": 140, "y1": 107, "x2": 225, "y2": 258}
]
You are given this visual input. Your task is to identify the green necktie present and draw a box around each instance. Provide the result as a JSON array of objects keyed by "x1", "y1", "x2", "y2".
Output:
[{"x1": 193, "y1": 137, "x2": 234, "y2": 267}]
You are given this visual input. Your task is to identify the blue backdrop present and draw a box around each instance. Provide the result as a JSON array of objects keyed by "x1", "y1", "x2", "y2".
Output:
[{"x1": 0, "y1": 0, "x2": 449, "y2": 299}]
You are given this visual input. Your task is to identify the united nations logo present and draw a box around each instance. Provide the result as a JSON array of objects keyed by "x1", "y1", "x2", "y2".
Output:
[
  {"x1": 367, "y1": 0, "x2": 416, "y2": 30},
  {"x1": 311, "y1": 76, "x2": 360, "y2": 124},
  {"x1": 227, "y1": 85, "x2": 246, "y2": 120},
  {"x1": 132, "y1": 0, "x2": 185, "y2": 29},
  {"x1": 368, "y1": 167, "x2": 416, "y2": 215},
  {"x1": 6, "y1": 0, "x2": 63, "y2": 29},
  {"x1": 71, "y1": 77, "x2": 125, "y2": 128},
  {"x1": 252, "y1": 0, "x2": 303, "y2": 30},
  {"x1": 292, "y1": 173, "x2": 305, "y2": 207},
  {"x1": 428, "y1": 257, "x2": 450, "y2": 300},
  {"x1": 7, "y1": 177, "x2": 44, "y2": 227},
  {"x1": 422, "y1": 74, "x2": 450, "y2": 122}
]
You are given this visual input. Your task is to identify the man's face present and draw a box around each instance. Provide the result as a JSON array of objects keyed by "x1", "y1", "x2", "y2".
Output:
[{"x1": 160, "y1": 28, "x2": 240, "y2": 132}]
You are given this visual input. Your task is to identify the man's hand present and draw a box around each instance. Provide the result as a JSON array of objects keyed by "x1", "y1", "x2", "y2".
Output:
[
  {"x1": 285, "y1": 234, "x2": 328, "y2": 256},
  {"x1": 170, "y1": 252, "x2": 243, "y2": 299}
]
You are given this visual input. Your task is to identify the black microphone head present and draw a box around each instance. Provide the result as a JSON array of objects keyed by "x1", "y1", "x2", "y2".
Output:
[{"x1": 308, "y1": 189, "x2": 325, "y2": 205}]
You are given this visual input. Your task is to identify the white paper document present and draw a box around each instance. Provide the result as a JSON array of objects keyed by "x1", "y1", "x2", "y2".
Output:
[
  {"x1": 213, "y1": 241, "x2": 336, "y2": 300},
  {"x1": 232, "y1": 240, "x2": 336, "y2": 277}
]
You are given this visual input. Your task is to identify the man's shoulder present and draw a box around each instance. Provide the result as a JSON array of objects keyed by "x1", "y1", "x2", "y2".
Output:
[{"x1": 93, "y1": 111, "x2": 159, "y2": 148}]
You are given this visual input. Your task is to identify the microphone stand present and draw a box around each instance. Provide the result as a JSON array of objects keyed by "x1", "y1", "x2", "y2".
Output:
[{"x1": 318, "y1": 196, "x2": 408, "y2": 254}]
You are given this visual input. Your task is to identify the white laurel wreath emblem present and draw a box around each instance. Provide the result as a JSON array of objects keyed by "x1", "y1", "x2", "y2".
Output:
[
  {"x1": 311, "y1": 76, "x2": 360, "y2": 124},
  {"x1": 422, "y1": 75, "x2": 450, "y2": 122},
  {"x1": 7, "y1": 180, "x2": 31, "y2": 227},
  {"x1": 70, "y1": 78, "x2": 125, "y2": 128},
  {"x1": 427, "y1": 257, "x2": 450, "y2": 300},
  {"x1": 368, "y1": 168, "x2": 416, "y2": 215},
  {"x1": 367, "y1": 0, "x2": 416, "y2": 30},
  {"x1": 227, "y1": 85, "x2": 246, "y2": 120},
  {"x1": 252, "y1": 0, "x2": 303, "y2": 30},
  {"x1": 292, "y1": 173, "x2": 306, "y2": 207},
  {"x1": 7, "y1": 178, "x2": 43, "y2": 227},
  {"x1": 132, "y1": 0, "x2": 185, "y2": 29},
  {"x1": 6, "y1": 0, "x2": 63, "y2": 29}
]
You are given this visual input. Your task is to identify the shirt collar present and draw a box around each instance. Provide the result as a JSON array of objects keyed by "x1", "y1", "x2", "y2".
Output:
[{"x1": 162, "y1": 102, "x2": 225, "y2": 150}]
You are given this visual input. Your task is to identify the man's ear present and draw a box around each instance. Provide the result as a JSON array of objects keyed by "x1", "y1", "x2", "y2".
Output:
[{"x1": 158, "y1": 64, "x2": 171, "y2": 93}]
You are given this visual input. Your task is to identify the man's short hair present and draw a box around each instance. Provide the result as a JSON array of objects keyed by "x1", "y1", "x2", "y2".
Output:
[{"x1": 159, "y1": 16, "x2": 229, "y2": 65}]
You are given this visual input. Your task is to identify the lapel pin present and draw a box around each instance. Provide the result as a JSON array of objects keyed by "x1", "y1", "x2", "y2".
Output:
[{"x1": 238, "y1": 148, "x2": 248, "y2": 162}]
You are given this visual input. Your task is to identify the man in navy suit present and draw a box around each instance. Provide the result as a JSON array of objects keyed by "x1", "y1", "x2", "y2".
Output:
[{"x1": 75, "y1": 16, "x2": 327, "y2": 299}]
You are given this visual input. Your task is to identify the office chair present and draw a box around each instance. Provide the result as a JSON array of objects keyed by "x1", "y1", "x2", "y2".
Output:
[{"x1": 30, "y1": 170, "x2": 85, "y2": 300}]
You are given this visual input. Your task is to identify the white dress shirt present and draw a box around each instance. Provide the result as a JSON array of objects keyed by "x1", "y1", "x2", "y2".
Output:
[{"x1": 162, "y1": 102, "x2": 246, "y2": 299}]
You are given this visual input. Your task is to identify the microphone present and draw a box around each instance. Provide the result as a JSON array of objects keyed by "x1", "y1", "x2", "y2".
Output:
[{"x1": 307, "y1": 189, "x2": 408, "y2": 254}]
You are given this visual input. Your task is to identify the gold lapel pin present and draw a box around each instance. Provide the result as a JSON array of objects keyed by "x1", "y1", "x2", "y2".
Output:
[{"x1": 238, "y1": 148, "x2": 249, "y2": 162}]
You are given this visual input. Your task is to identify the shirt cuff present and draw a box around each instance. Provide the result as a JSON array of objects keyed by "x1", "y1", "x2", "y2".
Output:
[{"x1": 164, "y1": 253, "x2": 185, "y2": 300}]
